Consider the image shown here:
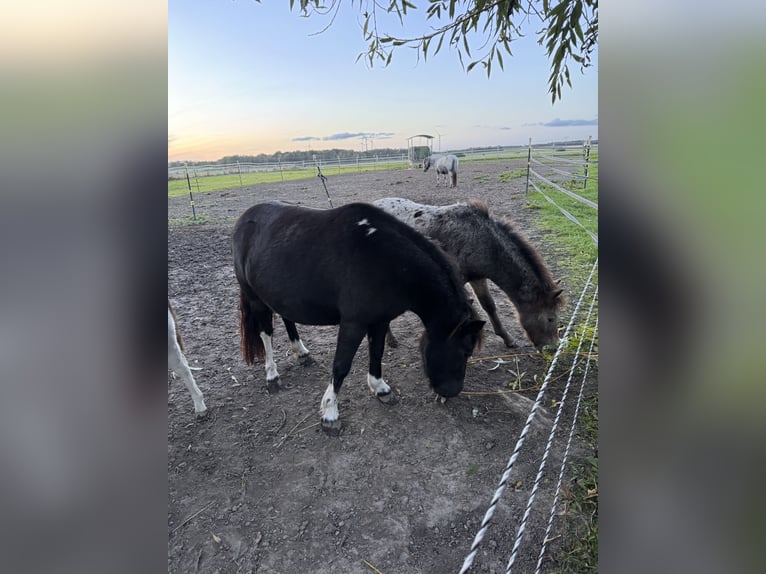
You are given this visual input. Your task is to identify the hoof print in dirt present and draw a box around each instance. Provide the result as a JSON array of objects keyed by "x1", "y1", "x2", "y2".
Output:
[
  {"x1": 376, "y1": 390, "x2": 398, "y2": 405},
  {"x1": 321, "y1": 419, "x2": 343, "y2": 436},
  {"x1": 297, "y1": 354, "x2": 315, "y2": 366}
]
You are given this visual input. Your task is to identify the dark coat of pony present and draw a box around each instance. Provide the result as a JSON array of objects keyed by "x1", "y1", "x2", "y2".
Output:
[
  {"x1": 373, "y1": 197, "x2": 564, "y2": 349},
  {"x1": 231, "y1": 201, "x2": 484, "y2": 430}
]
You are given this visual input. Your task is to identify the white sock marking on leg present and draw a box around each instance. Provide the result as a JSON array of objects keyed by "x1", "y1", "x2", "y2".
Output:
[
  {"x1": 320, "y1": 383, "x2": 339, "y2": 421},
  {"x1": 291, "y1": 338, "x2": 310, "y2": 357},
  {"x1": 168, "y1": 311, "x2": 207, "y2": 414},
  {"x1": 260, "y1": 332, "x2": 279, "y2": 381},
  {"x1": 367, "y1": 374, "x2": 391, "y2": 395}
]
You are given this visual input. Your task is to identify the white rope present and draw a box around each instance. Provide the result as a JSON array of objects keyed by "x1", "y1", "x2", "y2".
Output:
[
  {"x1": 534, "y1": 309, "x2": 599, "y2": 574},
  {"x1": 505, "y1": 283, "x2": 599, "y2": 573},
  {"x1": 530, "y1": 157, "x2": 588, "y2": 181},
  {"x1": 458, "y1": 259, "x2": 599, "y2": 574},
  {"x1": 535, "y1": 153, "x2": 588, "y2": 166},
  {"x1": 529, "y1": 180, "x2": 598, "y2": 246},
  {"x1": 529, "y1": 169, "x2": 598, "y2": 210}
]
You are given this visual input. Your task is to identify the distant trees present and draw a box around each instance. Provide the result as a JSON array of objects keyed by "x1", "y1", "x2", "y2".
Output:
[{"x1": 168, "y1": 147, "x2": 409, "y2": 167}]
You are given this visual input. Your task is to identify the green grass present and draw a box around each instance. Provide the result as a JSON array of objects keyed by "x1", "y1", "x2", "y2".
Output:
[
  {"x1": 523, "y1": 152, "x2": 598, "y2": 573},
  {"x1": 552, "y1": 394, "x2": 598, "y2": 574},
  {"x1": 168, "y1": 162, "x2": 409, "y2": 197},
  {"x1": 168, "y1": 214, "x2": 211, "y2": 226},
  {"x1": 499, "y1": 168, "x2": 528, "y2": 182},
  {"x1": 524, "y1": 152, "x2": 598, "y2": 277}
]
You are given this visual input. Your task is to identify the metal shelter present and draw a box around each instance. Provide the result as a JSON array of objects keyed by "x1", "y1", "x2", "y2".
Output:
[{"x1": 407, "y1": 134, "x2": 434, "y2": 167}]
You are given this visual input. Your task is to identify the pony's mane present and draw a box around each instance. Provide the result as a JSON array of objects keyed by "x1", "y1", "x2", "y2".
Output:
[
  {"x1": 466, "y1": 197, "x2": 489, "y2": 215},
  {"x1": 464, "y1": 202, "x2": 563, "y2": 309}
]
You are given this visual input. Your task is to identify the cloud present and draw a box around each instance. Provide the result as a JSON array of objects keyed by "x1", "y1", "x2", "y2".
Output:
[
  {"x1": 543, "y1": 118, "x2": 598, "y2": 127},
  {"x1": 291, "y1": 136, "x2": 321, "y2": 142},
  {"x1": 321, "y1": 132, "x2": 395, "y2": 141}
]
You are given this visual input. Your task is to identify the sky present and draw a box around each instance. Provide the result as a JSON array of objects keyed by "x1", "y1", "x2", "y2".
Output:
[{"x1": 168, "y1": 1, "x2": 598, "y2": 162}]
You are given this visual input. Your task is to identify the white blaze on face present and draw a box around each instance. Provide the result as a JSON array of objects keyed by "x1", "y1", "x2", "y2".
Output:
[
  {"x1": 366, "y1": 374, "x2": 390, "y2": 395},
  {"x1": 320, "y1": 382, "x2": 339, "y2": 421},
  {"x1": 357, "y1": 218, "x2": 370, "y2": 226},
  {"x1": 259, "y1": 332, "x2": 279, "y2": 381}
]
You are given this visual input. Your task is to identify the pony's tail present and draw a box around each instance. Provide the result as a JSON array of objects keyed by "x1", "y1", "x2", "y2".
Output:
[
  {"x1": 239, "y1": 288, "x2": 265, "y2": 364},
  {"x1": 451, "y1": 172, "x2": 457, "y2": 187}
]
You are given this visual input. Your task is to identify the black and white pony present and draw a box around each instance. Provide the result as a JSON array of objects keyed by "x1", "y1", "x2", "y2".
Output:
[
  {"x1": 232, "y1": 201, "x2": 484, "y2": 433},
  {"x1": 168, "y1": 300, "x2": 207, "y2": 415},
  {"x1": 423, "y1": 154, "x2": 459, "y2": 188},
  {"x1": 373, "y1": 198, "x2": 564, "y2": 349}
]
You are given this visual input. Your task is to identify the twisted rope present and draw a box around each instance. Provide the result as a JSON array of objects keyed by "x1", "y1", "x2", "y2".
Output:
[
  {"x1": 529, "y1": 169, "x2": 598, "y2": 210},
  {"x1": 458, "y1": 259, "x2": 599, "y2": 574},
  {"x1": 534, "y1": 311, "x2": 599, "y2": 573},
  {"x1": 529, "y1": 180, "x2": 598, "y2": 246},
  {"x1": 505, "y1": 284, "x2": 599, "y2": 573}
]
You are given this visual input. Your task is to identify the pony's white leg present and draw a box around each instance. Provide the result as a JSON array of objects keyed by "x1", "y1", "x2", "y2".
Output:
[
  {"x1": 320, "y1": 382, "x2": 339, "y2": 423},
  {"x1": 290, "y1": 338, "x2": 310, "y2": 358},
  {"x1": 168, "y1": 342, "x2": 207, "y2": 414},
  {"x1": 260, "y1": 332, "x2": 279, "y2": 381},
  {"x1": 367, "y1": 374, "x2": 391, "y2": 396}
]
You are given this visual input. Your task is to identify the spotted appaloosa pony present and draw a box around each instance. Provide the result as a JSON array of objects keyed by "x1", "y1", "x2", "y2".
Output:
[
  {"x1": 374, "y1": 198, "x2": 564, "y2": 350},
  {"x1": 168, "y1": 300, "x2": 207, "y2": 415},
  {"x1": 232, "y1": 201, "x2": 484, "y2": 433},
  {"x1": 424, "y1": 154, "x2": 459, "y2": 188}
]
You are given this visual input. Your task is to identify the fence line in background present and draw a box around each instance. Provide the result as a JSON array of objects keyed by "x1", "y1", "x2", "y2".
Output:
[{"x1": 168, "y1": 143, "x2": 597, "y2": 181}]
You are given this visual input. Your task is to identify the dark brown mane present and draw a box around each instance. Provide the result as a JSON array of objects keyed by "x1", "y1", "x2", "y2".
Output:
[
  {"x1": 466, "y1": 198, "x2": 489, "y2": 215},
  {"x1": 495, "y1": 215, "x2": 565, "y2": 309}
]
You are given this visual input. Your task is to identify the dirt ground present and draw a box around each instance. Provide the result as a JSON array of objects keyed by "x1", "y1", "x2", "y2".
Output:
[{"x1": 168, "y1": 158, "x2": 597, "y2": 573}]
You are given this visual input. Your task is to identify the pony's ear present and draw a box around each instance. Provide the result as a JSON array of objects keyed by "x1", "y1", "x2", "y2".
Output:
[
  {"x1": 555, "y1": 278, "x2": 562, "y2": 285},
  {"x1": 553, "y1": 288, "x2": 564, "y2": 299},
  {"x1": 461, "y1": 319, "x2": 485, "y2": 352},
  {"x1": 461, "y1": 319, "x2": 485, "y2": 338}
]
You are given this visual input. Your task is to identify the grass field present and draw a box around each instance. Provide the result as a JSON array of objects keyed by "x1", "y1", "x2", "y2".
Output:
[{"x1": 168, "y1": 162, "x2": 412, "y2": 197}]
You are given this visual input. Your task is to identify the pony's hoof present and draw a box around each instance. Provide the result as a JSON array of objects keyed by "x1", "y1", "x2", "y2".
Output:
[
  {"x1": 377, "y1": 390, "x2": 398, "y2": 405},
  {"x1": 195, "y1": 408, "x2": 210, "y2": 419},
  {"x1": 321, "y1": 418, "x2": 342, "y2": 436},
  {"x1": 266, "y1": 378, "x2": 281, "y2": 394},
  {"x1": 386, "y1": 334, "x2": 399, "y2": 349}
]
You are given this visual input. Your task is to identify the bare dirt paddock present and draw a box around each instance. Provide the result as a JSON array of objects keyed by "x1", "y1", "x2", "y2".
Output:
[{"x1": 168, "y1": 158, "x2": 596, "y2": 573}]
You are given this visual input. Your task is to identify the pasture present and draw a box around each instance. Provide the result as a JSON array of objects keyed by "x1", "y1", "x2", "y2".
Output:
[{"x1": 168, "y1": 157, "x2": 598, "y2": 573}]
